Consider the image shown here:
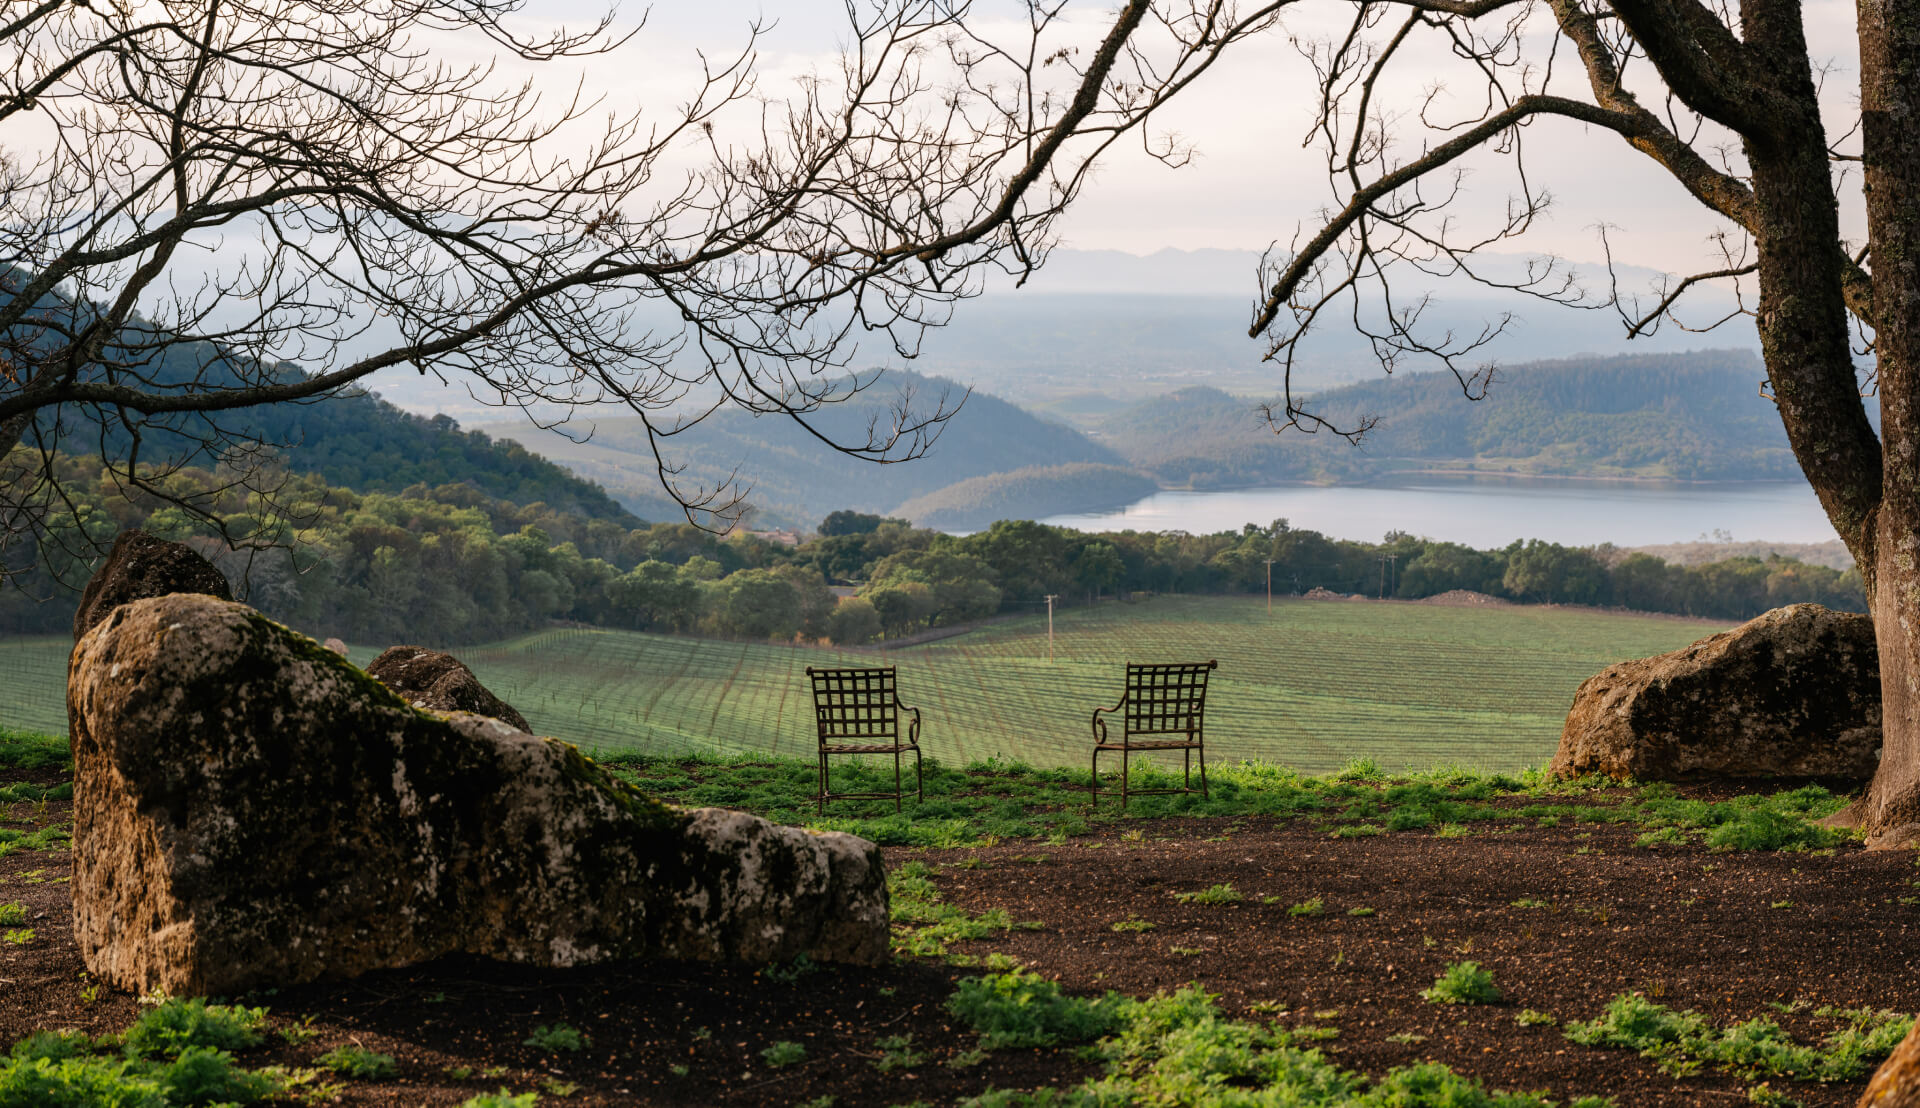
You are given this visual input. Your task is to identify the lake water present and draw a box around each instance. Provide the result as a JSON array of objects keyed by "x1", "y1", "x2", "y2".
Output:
[{"x1": 1038, "y1": 477, "x2": 1839, "y2": 548}]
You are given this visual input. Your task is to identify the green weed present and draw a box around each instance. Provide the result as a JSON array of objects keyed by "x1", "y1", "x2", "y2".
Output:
[
  {"x1": 1564, "y1": 993, "x2": 1912, "y2": 1083},
  {"x1": 946, "y1": 969, "x2": 1130, "y2": 1050},
  {"x1": 871, "y1": 1034, "x2": 927, "y2": 1073},
  {"x1": 1289, "y1": 896, "x2": 1325, "y2": 918},
  {"x1": 124, "y1": 999, "x2": 268, "y2": 1057},
  {"x1": 523, "y1": 1024, "x2": 587, "y2": 1053},
  {"x1": 1173, "y1": 883, "x2": 1241, "y2": 906},
  {"x1": 317, "y1": 1045, "x2": 397, "y2": 1079},
  {"x1": 1422, "y1": 962, "x2": 1501, "y2": 1005},
  {"x1": 459, "y1": 1091, "x2": 538, "y2": 1108},
  {"x1": 759, "y1": 1040, "x2": 806, "y2": 1068}
]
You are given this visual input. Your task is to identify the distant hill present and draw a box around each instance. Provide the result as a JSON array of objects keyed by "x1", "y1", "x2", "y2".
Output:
[
  {"x1": 1102, "y1": 349, "x2": 1801, "y2": 487},
  {"x1": 893, "y1": 464, "x2": 1158, "y2": 530},
  {"x1": 484, "y1": 370, "x2": 1137, "y2": 529},
  {"x1": 38, "y1": 333, "x2": 640, "y2": 524}
]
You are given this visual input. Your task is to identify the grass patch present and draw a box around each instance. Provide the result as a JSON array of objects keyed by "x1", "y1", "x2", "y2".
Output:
[
  {"x1": 0, "y1": 728, "x2": 69, "y2": 774},
  {"x1": 0, "y1": 825, "x2": 71, "y2": 859},
  {"x1": 577, "y1": 749, "x2": 1855, "y2": 854}
]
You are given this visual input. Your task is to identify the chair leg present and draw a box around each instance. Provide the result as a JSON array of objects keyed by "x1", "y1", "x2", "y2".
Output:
[
  {"x1": 914, "y1": 747, "x2": 924, "y2": 806},
  {"x1": 1198, "y1": 742, "x2": 1209, "y2": 800},
  {"x1": 894, "y1": 748, "x2": 903, "y2": 814},
  {"x1": 1183, "y1": 748, "x2": 1191, "y2": 795},
  {"x1": 817, "y1": 751, "x2": 827, "y2": 816},
  {"x1": 1121, "y1": 747, "x2": 1131, "y2": 812},
  {"x1": 1090, "y1": 747, "x2": 1100, "y2": 808}
]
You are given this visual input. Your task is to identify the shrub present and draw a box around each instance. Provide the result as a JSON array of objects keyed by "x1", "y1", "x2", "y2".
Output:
[{"x1": 1421, "y1": 962, "x2": 1501, "y2": 1005}]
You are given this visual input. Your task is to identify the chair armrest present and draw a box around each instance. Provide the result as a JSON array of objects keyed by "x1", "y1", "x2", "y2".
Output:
[
  {"x1": 1091, "y1": 693, "x2": 1126, "y2": 742},
  {"x1": 899, "y1": 701, "x2": 922, "y2": 744}
]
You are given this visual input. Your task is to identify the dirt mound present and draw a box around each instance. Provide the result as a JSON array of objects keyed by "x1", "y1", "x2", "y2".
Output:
[
  {"x1": 1419, "y1": 590, "x2": 1512, "y2": 607},
  {"x1": 1302, "y1": 587, "x2": 1344, "y2": 600}
]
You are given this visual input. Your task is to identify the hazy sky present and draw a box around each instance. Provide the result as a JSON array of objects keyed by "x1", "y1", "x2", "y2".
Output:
[{"x1": 511, "y1": 0, "x2": 1866, "y2": 285}]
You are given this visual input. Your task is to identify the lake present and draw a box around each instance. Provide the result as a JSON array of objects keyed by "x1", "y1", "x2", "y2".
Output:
[{"x1": 1037, "y1": 477, "x2": 1838, "y2": 548}]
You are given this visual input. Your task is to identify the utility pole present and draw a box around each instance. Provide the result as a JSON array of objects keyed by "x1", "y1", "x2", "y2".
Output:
[
  {"x1": 1043, "y1": 595, "x2": 1059, "y2": 661},
  {"x1": 1265, "y1": 559, "x2": 1276, "y2": 614},
  {"x1": 1377, "y1": 552, "x2": 1398, "y2": 599}
]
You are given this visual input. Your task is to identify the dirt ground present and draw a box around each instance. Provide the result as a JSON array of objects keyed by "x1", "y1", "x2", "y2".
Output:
[{"x1": 5, "y1": 778, "x2": 1919, "y2": 1106}]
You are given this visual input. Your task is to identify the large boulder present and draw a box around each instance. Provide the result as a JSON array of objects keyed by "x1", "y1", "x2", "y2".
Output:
[
  {"x1": 72, "y1": 529, "x2": 232, "y2": 640},
  {"x1": 367, "y1": 645, "x2": 531, "y2": 733},
  {"x1": 68, "y1": 594, "x2": 888, "y2": 996},
  {"x1": 1859, "y1": 1017, "x2": 1920, "y2": 1107},
  {"x1": 1551, "y1": 603, "x2": 1880, "y2": 782}
]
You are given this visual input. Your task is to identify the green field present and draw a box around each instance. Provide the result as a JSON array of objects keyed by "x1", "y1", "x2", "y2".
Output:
[{"x1": 0, "y1": 596, "x2": 1727, "y2": 774}]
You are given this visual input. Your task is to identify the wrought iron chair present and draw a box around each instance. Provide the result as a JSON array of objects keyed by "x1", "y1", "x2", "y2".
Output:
[
  {"x1": 1090, "y1": 660, "x2": 1218, "y2": 809},
  {"x1": 804, "y1": 665, "x2": 923, "y2": 814}
]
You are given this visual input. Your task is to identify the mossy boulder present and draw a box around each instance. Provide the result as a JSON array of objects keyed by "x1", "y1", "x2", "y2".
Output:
[
  {"x1": 367, "y1": 645, "x2": 531, "y2": 732},
  {"x1": 72, "y1": 529, "x2": 231, "y2": 640},
  {"x1": 68, "y1": 594, "x2": 888, "y2": 995},
  {"x1": 1552, "y1": 603, "x2": 1880, "y2": 782}
]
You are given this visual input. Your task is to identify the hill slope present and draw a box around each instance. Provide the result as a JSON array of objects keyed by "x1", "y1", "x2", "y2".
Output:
[
  {"x1": 39, "y1": 334, "x2": 640, "y2": 524},
  {"x1": 1103, "y1": 349, "x2": 1800, "y2": 487},
  {"x1": 486, "y1": 370, "x2": 1135, "y2": 528}
]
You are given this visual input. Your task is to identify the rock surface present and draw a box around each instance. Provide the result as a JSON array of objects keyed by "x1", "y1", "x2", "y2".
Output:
[
  {"x1": 72, "y1": 529, "x2": 232, "y2": 640},
  {"x1": 367, "y1": 645, "x2": 531, "y2": 733},
  {"x1": 1551, "y1": 603, "x2": 1881, "y2": 782},
  {"x1": 69, "y1": 594, "x2": 888, "y2": 995},
  {"x1": 1859, "y1": 1016, "x2": 1920, "y2": 1107},
  {"x1": 322, "y1": 638, "x2": 349, "y2": 656}
]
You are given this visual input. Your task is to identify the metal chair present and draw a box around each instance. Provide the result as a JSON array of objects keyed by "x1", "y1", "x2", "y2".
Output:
[
  {"x1": 805, "y1": 665, "x2": 923, "y2": 814},
  {"x1": 1091, "y1": 660, "x2": 1218, "y2": 810}
]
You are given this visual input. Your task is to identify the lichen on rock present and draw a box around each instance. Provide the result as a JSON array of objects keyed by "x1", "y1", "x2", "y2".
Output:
[{"x1": 69, "y1": 594, "x2": 888, "y2": 996}]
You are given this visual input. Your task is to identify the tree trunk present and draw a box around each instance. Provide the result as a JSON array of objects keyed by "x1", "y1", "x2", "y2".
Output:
[{"x1": 1841, "y1": 0, "x2": 1920, "y2": 846}]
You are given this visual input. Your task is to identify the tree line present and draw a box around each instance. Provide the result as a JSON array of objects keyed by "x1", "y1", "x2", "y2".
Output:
[{"x1": 0, "y1": 460, "x2": 1863, "y2": 647}]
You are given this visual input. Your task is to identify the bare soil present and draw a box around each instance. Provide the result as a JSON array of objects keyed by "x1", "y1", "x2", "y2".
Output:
[{"x1": 5, "y1": 781, "x2": 1917, "y2": 1106}]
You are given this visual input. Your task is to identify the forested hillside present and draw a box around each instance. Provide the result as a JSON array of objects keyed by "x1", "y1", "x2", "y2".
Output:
[
  {"x1": 0, "y1": 455, "x2": 1863, "y2": 645},
  {"x1": 41, "y1": 335, "x2": 639, "y2": 523},
  {"x1": 1104, "y1": 349, "x2": 1799, "y2": 487},
  {"x1": 893, "y1": 464, "x2": 1157, "y2": 530}
]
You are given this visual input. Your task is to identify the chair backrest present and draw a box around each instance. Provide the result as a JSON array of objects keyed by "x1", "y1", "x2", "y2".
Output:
[
  {"x1": 1122, "y1": 660, "x2": 1217, "y2": 737},
  {"x1": 806, "y1": 665, "x2": 900, "y2": 743}
]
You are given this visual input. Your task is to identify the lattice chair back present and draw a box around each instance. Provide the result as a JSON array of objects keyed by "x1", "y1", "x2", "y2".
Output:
[
  {"x1": 804, "y1": 665, "x2": 923, "y2": 814},
  {"x1": 1122, "y1": 661, "x2": 1216, "y2": 738},
  {"x1": 807, "y1": 665, "x2": 902, "y2": 744}
]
